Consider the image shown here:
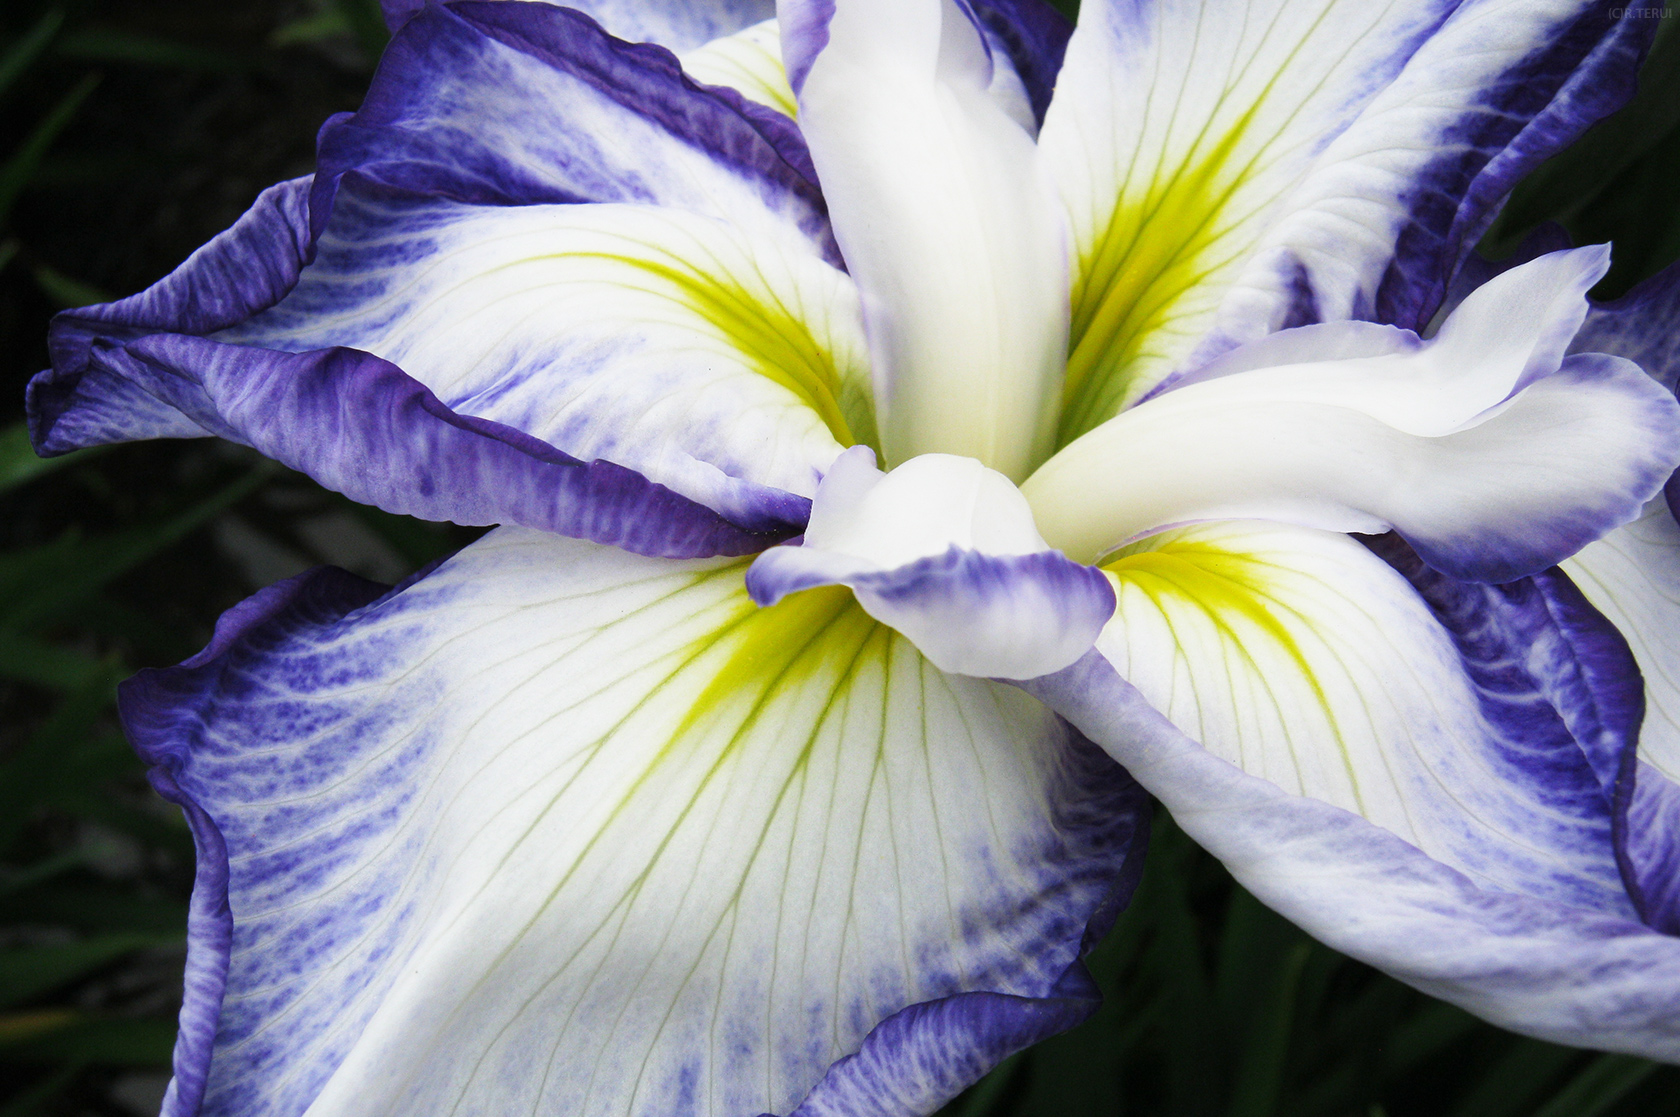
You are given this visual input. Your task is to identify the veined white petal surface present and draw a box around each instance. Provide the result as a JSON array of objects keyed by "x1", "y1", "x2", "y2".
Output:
[
  {"x1": 1564, "y1": 499, "x2": 1680, "y2": 784},
  {"x1": 222, "y1": 191, "x2": 871, "y2": 521},
  {"x1": 791, "y1": 0, "x2": 1069, "y2": 480},
  {"x1": 1091, "y1": 521, "x2": 1636, "y2": 916},
  {"x1": 133, "y1": 529, "x2": 1143, "y2": 1117},
  {"x1": 1039, "y1": 0, "x2": 1631, "y2": 435},
  {"x1": 681, "y1": 18, "x2": 799, "y2": 117}
]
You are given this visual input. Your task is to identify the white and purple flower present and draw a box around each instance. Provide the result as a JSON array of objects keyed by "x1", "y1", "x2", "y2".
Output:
[{"x1": 26, "y1": 0, "x2": 1680, "y2": 1113}]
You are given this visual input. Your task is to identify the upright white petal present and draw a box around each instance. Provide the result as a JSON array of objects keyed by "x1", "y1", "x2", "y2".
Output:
[{"x1": 786, "y1": 0, "x2": 1069, "y2": 481}]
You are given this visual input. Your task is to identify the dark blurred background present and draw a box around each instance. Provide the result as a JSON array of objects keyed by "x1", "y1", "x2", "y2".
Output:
[{"x1": 2, "y1": 1, "x2": 1680, "y2": 1114}]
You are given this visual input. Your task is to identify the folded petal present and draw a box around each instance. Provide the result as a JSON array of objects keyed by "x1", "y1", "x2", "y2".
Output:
[
  {"x1": 30, "y1": 177, "x2": 314, "y2": 454},
  {"x1": 1041, "y1": 0, "x2": 1656, "y2": 433},
  {"x1": 790, "y1": 0, "x2": 1068, "y2": 480},
  {"x1": 126, "y1": 530, "x2": 1148, "y2": 1117},
  {"x1": 82, "y1": 336, "x2": 797, "y2": 555},
  {"x1": 1028, "y1": 650, "x2": 1680, "y2": 1060},
  {"x1": 1562, "y1": 500, "x2": 1680, "y2": 928},
  {"x1": 1024, "y1": 253, "x2": 1680, "y2": 580},
  {"x1": 747, "y1": 449, "x2": 1114, "y2": 678},
  {"x1": 383, "y1": 0, "x2": 776, "y2": 51},
  {"x1": 1573, "y1": 255, "x2": 1680, "y2": 396},
  {"x1": 1024, "y1": 522, "x2": 1680, "y2": 1057},
  {"x1": 220, "y1": 186, "x2": 868, "y2": 528},
  {"x1": 316, "y1": 1, "x2": 834, "y2": 262}
]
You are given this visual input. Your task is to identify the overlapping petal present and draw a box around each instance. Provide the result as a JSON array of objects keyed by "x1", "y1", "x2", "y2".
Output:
[
  {"x1": 1023, "y1": 251, "x2": 1680, "y2": 580},
  {"x1": 30, "y1": 0, "x2": 867, "y2": 556},
  {"x1": 1025, "y1": 523, "x2": 1680, "y2": 1057},
  {"x1": 381, "y1": 0, "x2": 776, "y2": 51},
  {"x1": 747, "y1": 450, "x2": 1115, "y2": 679},
  {"x1": 222, "y1": 185, "x2": 868, "y2": 529},
  {"x1": 126, "y1": 530, "x2": 1148, "y2": 1117},
  {"x1": 1041, "y1": 0, "x2": 1657, "y2": 435}
]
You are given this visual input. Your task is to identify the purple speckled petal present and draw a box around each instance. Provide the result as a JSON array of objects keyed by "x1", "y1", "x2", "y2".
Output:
[
  {"x1": 87, "y1": 335, "x2": 805, "y2": 556},
  {"x1": 1043, "y1": 0, "x2": 1659, "y2": 429},
  {"x1": 1573, "y1": 254, "x2": 1680, "y2": 395},
  {"x1": 1025, "y1": 635, "x2": 1680, "y2": 1059},
  {"x1": 29, "y1": 177, "x2": 313, "y2": 455},
  {"x1": 125, "y1": 528, "x2": 1148, "y2": 1117},
  {"x1": 382, "y1": 0, "x2": 776, "y2": 49},
  {"x1": 317, "y1": 2, "x2": 836, "y2": 263}
]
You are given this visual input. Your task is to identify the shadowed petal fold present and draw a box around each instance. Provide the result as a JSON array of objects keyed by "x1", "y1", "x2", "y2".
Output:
[{"x1": 126, "y1": 530, "x2": 1148, "y2": 1117}]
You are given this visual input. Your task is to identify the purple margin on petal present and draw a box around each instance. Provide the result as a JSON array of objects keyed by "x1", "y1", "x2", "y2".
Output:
[
  {"x1": 90, "y1": 336, "x2": 807, "y2": 557},
  {"x1": 315, "y1": 2, "x2": 838, "y2": 264},
  {"x1": 970, "y1": 0, "x2": 1073, "y2": 126},
  {"x1": 1362, "y1": 533, "x2": 1680, "y2": 934},
  {"x1": 124, "y1": 560, "x2": 1150, "y2": 1117},
  {"x1": 1376, "y1": 0, "x2": 1660, "y2": 332},
  {"x1": 120, "y1": 567, "x2": 392, "y2": 1117},
  {"x1": 30, "y1": 177, "x2": 315, "y2": 456},
  {"x1": 779, "y1": 0, "x2": 836, "y2": 96},
  {"x1": 777, "y1": 726, "x2": 1149, "y2": 1117}
]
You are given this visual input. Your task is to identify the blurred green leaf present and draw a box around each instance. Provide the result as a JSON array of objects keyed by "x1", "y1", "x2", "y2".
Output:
[
  {"x1": 0, "y1": 421, "x2": 106, "y2": 493},
  {"x1": 332, "y1": 0, "x2": 392, "y2": 59},
  {"x1": 0, "y1": 462, "x2": 272, "y2": 634},
  {"x1": 0, "y1": 1014, "x2": 175, "y2": 1065},
  {"x1": 56, "y1": 28, "x2": 246, "y2": 72},
  {"x1": 1445, "y1": 1041, "x2": 1579, "y2": 1117},
  {"x1": 30, "y1": 262, "x2": 108, "y2": 309},
  {"x1": 0, "y1": 71, "x2": 100, "y2": 227},
  {"x1": 0, "y1": 631, "x2": 111, "y2": 689},
  {"x1": 0, "y1": 8, "x2": 66, "y2": 101},
  {"x1": 0, "y1": 934, "x2": 183, "y2": 1011},
  {"x1": 0, "y1": 1059, "x2": 81, "y2": 1117},
  {"x1": 1225, "y1": 942, "x2": 1309, "y2": 1117},
  {"x1": 0, "y1": 885, "x2": 186, "y2": 936},
  {"x1": 1529, "y1": 1055, "x2": 1658, "y2": 1117},
  {"x1": 271, "y1": 10, "x2": 354, "y2": 47}
]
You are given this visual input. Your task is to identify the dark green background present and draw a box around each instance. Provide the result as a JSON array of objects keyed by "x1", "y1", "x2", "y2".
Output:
[{"x1": 1, "y1": 0, "x2": 1679, "y2": 1113}]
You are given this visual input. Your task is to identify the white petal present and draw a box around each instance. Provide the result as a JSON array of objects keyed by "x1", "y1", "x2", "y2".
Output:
[
  {"x1": 137, "y1": 530, "x2": 1143, "y2": 1117},
  {"x1": 681, "y1": 18, "x2": 799, "y2": 117},
  {"x1": 790, "y1": 0, "x2": 1069, "y2": 480}
]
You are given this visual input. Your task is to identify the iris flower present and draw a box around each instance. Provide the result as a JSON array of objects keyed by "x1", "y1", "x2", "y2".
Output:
[{"x1": 26, "y1": 0, "x2": 1680, "y2": 1112}]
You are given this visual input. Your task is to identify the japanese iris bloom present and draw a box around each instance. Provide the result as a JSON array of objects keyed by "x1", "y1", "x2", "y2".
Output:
[{"x1": 26, "y1": 0, "x2": 1680, "y2": 1111}]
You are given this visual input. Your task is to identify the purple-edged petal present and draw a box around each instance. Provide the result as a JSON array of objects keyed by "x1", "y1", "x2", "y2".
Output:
[
  {"x1": 1041, "y1": 0, "x2": 1657, "y2": 433},
  {"x1": 1027, "y1": 647, "x2": 1680, "y2": 1060},
  {"x1": 85, "y1": 336, "x2": 802, "y2": 556},
  {"x1": 747, "y1": 450, "x2": 1114, "y2": 679},
  {"x1": 1077, "y1": 521, "x2": 1639, "y2": 916},
  {"x1": 1024, "y1": 252, "x2": 1680, "y2": 581},
  {"x1": 383, "y1": 0, "x2": 776, "y2": 51},
  {"x1": 1572, "y1": 254, "x2": 1680, "y2": 395},
  {"x1": 219, "y1": 183, "x2": 868, "y2": 528},
  {"x1": 30, "y1": 177, "x2": 313, "y2": 455},
  {"x1": 315, "y1": 1, "x2": 835, "y2": 263},
  {"x1": 126, "y1": 529, "x2": 1147, "y2": 1117},
  {"x1": 1562, "y1": 500, "x2": 1680, "y2": 928}
]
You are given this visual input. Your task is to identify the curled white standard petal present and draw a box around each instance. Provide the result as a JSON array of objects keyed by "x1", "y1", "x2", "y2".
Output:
[
  {"x1": 786, "y1": 0, "x2": 1069, "y2": 481},
  {"x1": 1024, "y1": 250, "x2": 1680, "y2": 580},
  {"x1": 747, "y1": 448, "x2": 1115, "y2": 679}
]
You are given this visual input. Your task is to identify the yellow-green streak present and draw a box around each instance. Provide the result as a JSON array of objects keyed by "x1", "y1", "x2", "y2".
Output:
[
  {"x1": 1104, "y1": 540, "x2": 1324, "y2": 710},
  {"x1": 1060, "y1": 97, "x2": 1279, "y2": 445},
  {"x1": 577, "y1": 251, "x2": 868, "y2": 448},
  {"x1": 676, "y1": 583, "x2": 886, "y2": 747}
]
